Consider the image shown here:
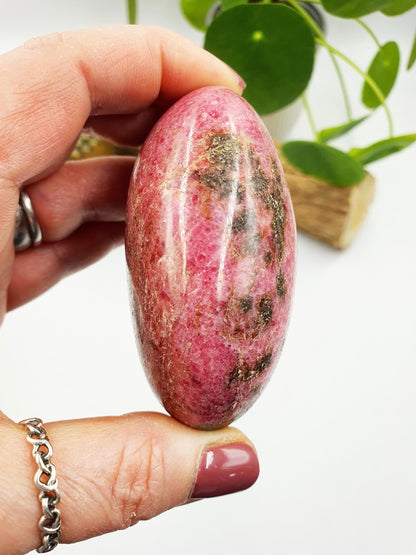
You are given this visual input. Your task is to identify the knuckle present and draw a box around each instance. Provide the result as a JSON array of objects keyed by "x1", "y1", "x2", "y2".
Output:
[
  {"x1": 110, "y1": 434, "x2": 167, "y2": 528},
  {"x1": 28, "y1": 183, "x2": 79, "y2": 242},
  {"x1": 0, "y1": 176, "x2": 16, "y2": 192}
]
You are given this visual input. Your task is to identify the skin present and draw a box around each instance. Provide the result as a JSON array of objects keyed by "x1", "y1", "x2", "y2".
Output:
[{"x1": 0, "y1": 26, "x2": 255, "y2": 555}]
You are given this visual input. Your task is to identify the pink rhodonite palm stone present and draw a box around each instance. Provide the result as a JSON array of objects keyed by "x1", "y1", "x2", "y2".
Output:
[{"x1": 126, "y1": 86, "x2": 296, "y2": 430}]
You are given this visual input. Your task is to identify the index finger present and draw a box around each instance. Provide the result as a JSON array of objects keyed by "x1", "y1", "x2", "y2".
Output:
[{"x1": 0, "y1": 25, "x2": 244, "y2": 185}]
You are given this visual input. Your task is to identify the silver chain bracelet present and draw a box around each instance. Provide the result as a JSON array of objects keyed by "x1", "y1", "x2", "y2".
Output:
[{"x1": 20, "y1": 418, "x2": 61, "y2": 553}]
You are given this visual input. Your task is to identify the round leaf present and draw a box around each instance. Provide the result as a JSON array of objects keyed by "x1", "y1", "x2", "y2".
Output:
[
  {"x1": 408, "y1": 32, "x2": 416, "y2": 70},
  {"x1": 282, "y1": 141, "x2": 366, "y2": 187},
  {"x1": 381, "y1": 0, "x2": 416, "y2": 15},
  {"x1": 321, "y1": 0, "x2": 392, "y2": 18},
  {"x1": 349, "y1": 135, "x2": 416, "y2": 165},
  {"x1": 181, "y1": 0, "x2": 217, "y2": 31},
  {"x1": 221, "y1": 0, "x2": 246, "y2": 8},
  {"x1": 318, "y1": 116, "x2": 368, "y2": 143},
  {"x1": 204, "y1": 4, "x2": 316, "y2": 114},
  {"x1": 362, "y1": 41, "x2": 400, "y2": 109}
]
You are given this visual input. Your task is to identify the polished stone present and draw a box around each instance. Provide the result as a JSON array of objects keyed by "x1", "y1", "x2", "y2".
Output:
[{"x1": 126, "y1": 86, "x2": 296, "y2": 429}]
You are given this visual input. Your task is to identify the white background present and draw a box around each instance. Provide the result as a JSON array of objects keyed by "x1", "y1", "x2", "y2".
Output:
[{"x1": 1, "y1": 1, "x2": 415, "y2": 554}]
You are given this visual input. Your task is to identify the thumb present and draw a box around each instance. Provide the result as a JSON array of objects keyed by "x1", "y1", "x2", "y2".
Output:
[
  {"x1": 2, "y1": 411, "x2": 259, "y2": 554},
  {"x1": 0, "y1": 180, "x2": 19, "y2": 323}
]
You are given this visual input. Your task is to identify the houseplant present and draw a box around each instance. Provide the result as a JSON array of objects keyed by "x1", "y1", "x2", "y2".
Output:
[
  {"x1": 178, "y1": 0, "x2": 416, "y2": 187},
  {"x1": 83, "y1": 0, "x2": 414, "y2": 247}
]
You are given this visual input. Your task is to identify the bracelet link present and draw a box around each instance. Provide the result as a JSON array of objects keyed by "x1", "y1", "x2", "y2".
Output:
[{"x1": 20, "y1": 418, "x2": 61, "y2": 553}]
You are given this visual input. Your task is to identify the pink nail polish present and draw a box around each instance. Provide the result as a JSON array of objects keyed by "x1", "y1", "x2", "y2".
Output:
[
  {"x1": 191, "y1": 442, "x2": 259, "y2": 499},
  {"x1": 224, "y1": 63, "x2": 246, "y2": 91},
  {"x1": 233, "y1": 71, "x2": 247, "y2": 91}
]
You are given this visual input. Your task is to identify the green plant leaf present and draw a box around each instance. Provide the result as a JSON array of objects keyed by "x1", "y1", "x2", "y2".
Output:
[
  {"x1": 181, "y1": 0, "x2": 217, "y2": 30},
  {"x1": 321, "y1": 0, "x2": 391, "y2": 18},
  {"x1": 282, "y1": 141, "x2": 366, "y2": 186},
  {"x1": 408, "y1": 32, "x2": 416, "y2": 69},
  {"x1": 318, "y1": 116, "x2": 368, "y2": 143},
  {"x1": 221, "y1": 0, "x2": 246, "y2": 9},
  {"x1": 204, "y1": 4, "x2": 315, "y2": 114},
  {"x1": 349, "y1": 135, "x2": 416, "y2": 165},
  {"x1": 362, "y1": 41, "x2": 400, "y2": 109},
  {"x1": 381, "y1": 0, "x2": 416, "y2": 15}
]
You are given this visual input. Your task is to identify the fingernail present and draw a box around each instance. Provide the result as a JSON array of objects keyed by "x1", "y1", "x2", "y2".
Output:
[
  {"x1": 225, "y1": 64, "x2": 246, "y2": 91},
  {"x1": 233, "y1": 71, "x2": 247, "y2": 92},
  {"x1": 191, "y1": 442, "x2": 259, "y2": 499}
]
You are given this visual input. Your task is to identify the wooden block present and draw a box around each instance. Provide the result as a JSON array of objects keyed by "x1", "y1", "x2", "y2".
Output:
[{"x1": 275, "y1": 142, "x2": 375, "y2": 249}]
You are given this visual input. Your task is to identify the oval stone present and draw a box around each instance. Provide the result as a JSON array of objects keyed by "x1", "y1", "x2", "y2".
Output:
[{"x1": 126, "y1": 86, "x2": 296, "y2": 430}]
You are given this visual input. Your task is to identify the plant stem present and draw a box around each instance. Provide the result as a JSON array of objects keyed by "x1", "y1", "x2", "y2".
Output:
[
  {"x1": 317, "y1": 39, "x2": 394, "y2": 136},
  {"x1": 356, "y1": 18, "x2": 381, "y2": 49},
  {"x1": 285, "y1": 0, "x2": 393, "y2": 136},
  {"x1": 127, "y1": 0, "x2": 137, "y2": 24},
  {"x1": 285, "y1": 0, "x2": 353, "y2": 121},
  {"x1": 285, "y1": 0, "x2": 322, "y2": 36},
  {"x1": 301, "y1": 93, "x2": 319, "y2": 141},
  {"x1": 329, "y1": 54, "x2": 353, "y2": 121}
]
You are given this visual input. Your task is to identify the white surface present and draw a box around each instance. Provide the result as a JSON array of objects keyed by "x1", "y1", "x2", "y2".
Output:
[{"x1": 1, "y1": 2, "x2": 416, "y2": 554}]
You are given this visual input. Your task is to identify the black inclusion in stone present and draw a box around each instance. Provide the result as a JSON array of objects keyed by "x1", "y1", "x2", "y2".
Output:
[
  {"x1": 232, "y1": 210, "x2": 250, "y2": 233},
  {"x1": 228, "y1": 352, "x2": 273, "y2": 386},
  {"x1": 200, "y1": 172, "x2": 233, "y2": 198},
  {"x1": 200, "y1": 134, "x2": 242, "y2": 199},
  {"x1": 251, "y1": 171, "x2": 268, "y2": 194},
  {"x1": 258, "y1": 295, "x2": 273, "y2": 326},
  {"x1": 254, "y1": 352, "x2": 272, "y2": 374},
  {"x1": 209, "y1": 134, "x2": 239, "y2": 170},
  {"x1": 240, "y1": 296, "x2": 253, "y2": 313},
  {"x1": 277, "y1": 271, "x2": 287, "y2": 299}
]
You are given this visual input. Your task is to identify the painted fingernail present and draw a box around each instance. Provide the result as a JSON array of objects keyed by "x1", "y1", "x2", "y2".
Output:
[
  {"x1": 224, "y1": 63, "x2": 246, "y2": 91},
  {"x1": 233, "y1": 71, "x2": 247, "y2": 92},
  {"x1": 233, "y1": 70, "x2": 247, "y2": 91},
  {"x1": 191, "y1": 442, "x2": 259, "y2": 499}
]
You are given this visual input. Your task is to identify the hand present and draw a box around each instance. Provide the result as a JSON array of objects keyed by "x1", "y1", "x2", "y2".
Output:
[{"x1": 0, "y1": 26, "x2": 257, "y2": 555}]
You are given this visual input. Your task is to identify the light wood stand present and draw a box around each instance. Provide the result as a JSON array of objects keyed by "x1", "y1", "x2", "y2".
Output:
[{"x1": 275, "y1": 142, "x2": 375, "y2": 249}]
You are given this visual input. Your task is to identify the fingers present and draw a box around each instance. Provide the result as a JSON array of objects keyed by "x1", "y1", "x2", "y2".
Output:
[
  {"x1": 0, "y1": 25, "x2": 244, "y2": 185},
  {"x1": 1, "y1": 413, "x2": 259, "y2": 555},
  {"x1": 7, "y1": 157, "x2": 133, "y2": 310},
  {"x1": 84, "y1": 107, "x2": 164, "y2": 146},
  {"x1": 25, "y1": 157, "x2": 134, "y2": 242},
  {"x1": 0, "y1": 182, "x2": 18, "y2": 321},
  {"x1": 7, "y1": 221, "x2": 124, "y2": 310},
  {"x1": 0, "y1": 26, "x2": 244, "y2": 319}
]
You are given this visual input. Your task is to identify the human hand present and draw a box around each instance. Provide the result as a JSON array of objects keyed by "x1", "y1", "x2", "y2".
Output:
[{"x1": 0, "y1": 26, "x2": 258, "y2": 555}]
